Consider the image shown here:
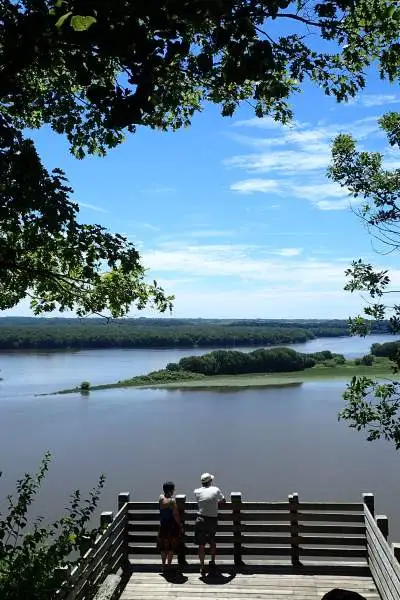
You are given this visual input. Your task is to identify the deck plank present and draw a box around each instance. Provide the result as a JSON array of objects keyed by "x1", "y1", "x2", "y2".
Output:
[{"x1": 119, "y1": 570, "x2": 379, "y2": 600}]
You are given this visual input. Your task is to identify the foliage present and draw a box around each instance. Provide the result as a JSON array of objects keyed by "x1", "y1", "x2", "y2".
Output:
[
  {"x1": 2, "y1": 1, "x2": 400, "y2": 315},
  {"x1": 0, "y1": 453, "x2": 105, "y2": 600},
  {"x1": 371, "y1": 341, "x2": 400, "y2": 360},
  {"x1": 0, "y1": 115, "x2": 173, "y2": 317},
  {"x1": 165, "y1": 348, "x2": 345, "y2": 376},
  {"x1": 340, "y1": 377, "x2": 400, "y2": 450},
  {"x1": 118, "y1": 369, "x2": 206, "y2": 387},
  {"x1": 0, "y1": 316, "x2": 390, "y2": 350},
  {"x1": 329, "y1": 113, "x2": 400, "y2": 448},
  {"x1": 79, "y1": 381, "x2": 91, "y2": 391},
  {"x1": 0, "y1": 317, "x2": 388, "y2": 350},
  {"x1": 329, "y1": 115, "x2": 400, "y2": 335}
]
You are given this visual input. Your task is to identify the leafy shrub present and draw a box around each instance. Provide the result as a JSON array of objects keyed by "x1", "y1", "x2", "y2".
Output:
[
  {"x1": 80, "y1": 381, "x2": 91, "y2": 391},
  {"x1": 122, "y1": 369, "x2": 205, "y2": 386},
  {"x1": 0, "y1": 453, "x2": 104, "y2": 600},
  {"x1": 361, "y1": 354, "x2": 374, "y2": 366}
]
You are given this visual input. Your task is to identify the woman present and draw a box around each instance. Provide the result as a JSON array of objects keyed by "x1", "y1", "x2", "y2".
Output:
[{"x1": 157, "y1": 481, "x2": 182, "y2": 571}]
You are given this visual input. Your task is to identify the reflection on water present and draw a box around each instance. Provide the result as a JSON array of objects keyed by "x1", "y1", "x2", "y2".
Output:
[{"x1": 0, "y1": 336, "x2": 399, "y2": 541}]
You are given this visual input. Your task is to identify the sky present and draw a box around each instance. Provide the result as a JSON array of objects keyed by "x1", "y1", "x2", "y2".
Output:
[{"x1": 6, "y1": 62, "x2": 400, "y2": 319}]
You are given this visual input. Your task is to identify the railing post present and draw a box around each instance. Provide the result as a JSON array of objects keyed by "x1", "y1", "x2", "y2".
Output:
[
  {"x1": 392, "y1": 543, "x2": 400, "y2": 563},
  {"x1": 118, "y1": 492, "x2": 130, "y2": 511},
  {"x1": 54, "y1": 565, "x2": 71, "y2": 588},
  {"x1": 289, "y1": 492, "x2": 300, "y2": 567},
  {"x1": 363, "y1": 493, "x2": 375, "y2": 517},
  {"x1": 118, "y1": 492, "x2": 131, "y2": 569},
  {"x1": 100, "y1": 511, "x2": 113, "y2": 530},
  {"x1": 376, "y1": 515, "x2": 389, "y2": 540},
  {"x1": 231, "y1": 492, "x2": 243, "y2": 567},
  {"x1": 176, "y1": 494, "x2": 187, "y2": 567}
]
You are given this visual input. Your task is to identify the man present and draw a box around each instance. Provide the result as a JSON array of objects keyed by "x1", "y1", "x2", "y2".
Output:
[{"x1": 194, "y1": 472, "x2": 226, "y2": 575}]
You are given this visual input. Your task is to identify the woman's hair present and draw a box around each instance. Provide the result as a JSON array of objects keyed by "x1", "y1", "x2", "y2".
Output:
[{"x1": 163, "y1": 481, "x2": 175, "y2": 497}]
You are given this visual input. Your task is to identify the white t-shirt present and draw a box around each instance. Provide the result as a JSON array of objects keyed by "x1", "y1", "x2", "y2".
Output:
[{"x1": 194, "y1": 485, "x2": 225, "y2": 518}]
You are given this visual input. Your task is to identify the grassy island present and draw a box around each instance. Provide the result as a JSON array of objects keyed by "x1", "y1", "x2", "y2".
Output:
[{"x1": 54, "y1": 347, "x2": 399, "y2": 394}]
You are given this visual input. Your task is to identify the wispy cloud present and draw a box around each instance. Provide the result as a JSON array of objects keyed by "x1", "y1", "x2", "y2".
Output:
[
  {"x1": 269, "y1": 248, "x2": 303, "y2": 257},
  {"x1": 351, "y1": 94, "x2": 400, "y2": 108},
  {"x1": 230, "y1": 178, "x2": 354, "y2": 211},
  {"x1": 133, "y1": 222, "x2": 160, "y2": 232},
  {"x1": 78, "y1": 202, "x2": 108, "y2": 213},
  {"x1": 231, "y1": 178, "x2": 280, "y2": 194},
  {"x1": 143, "y1": 243, "x2": 347, "y2": 287},
  {"x1": 226, "y1": 116, "x2": 381, "y2": 209},
  {"x1": 232, "y1": 115, "x2": 285, "y2": 129}
]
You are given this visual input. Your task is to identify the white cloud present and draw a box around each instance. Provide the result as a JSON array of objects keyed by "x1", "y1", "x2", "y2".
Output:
[
  {"x1": 315, "y1": 198, "x2": 352, "y2": 211},
  {"x1": 226, "y1": 116, "x2": 384, "y2": 209},
  {"x1": 357, "y1": 94, "x2": 400, "y2": 108},
  {"x1": 232, "y1": 116, "x2": 284, "y2": 129},
  {"x1": 230, "y1": 178, "x2": 354, "y2": 210},
  {"x1": 269, "y1": 248, "x2": 302, "y2": 257},
  {"x1": 230, "y1": 178, "x2": 280, "y2": 193},
  {"x1": 78, "y1": 202, "x2": 108, "y2": 213},
  {"x1": 143, "y1": 243, "x2": 347, "y2": 286},
  {"x1": 226, "y1": 149, "x2": 330, "y2": 174}
]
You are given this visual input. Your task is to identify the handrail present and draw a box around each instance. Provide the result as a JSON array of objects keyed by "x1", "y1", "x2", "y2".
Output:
[
  {"x1": 57, "y1": 493, "x2": 130, "y2": 600},
  {"x1": 59, "y1": 490, "x2": 400, "y2": 599},
  {"x1": 363, "y1": 494, "x2": 400, "y2": 600},
  {"x1": 127, "y1": 492, "x2": 368, "y2": 569}
]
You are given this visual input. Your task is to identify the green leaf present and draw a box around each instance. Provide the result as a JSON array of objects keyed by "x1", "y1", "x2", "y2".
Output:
[
  {"x1": 55, "y1": 11, "x2": 72, "y2": 28},
  {"x1": 70, "y1": 15, "x2": 97, "y2": 32}
]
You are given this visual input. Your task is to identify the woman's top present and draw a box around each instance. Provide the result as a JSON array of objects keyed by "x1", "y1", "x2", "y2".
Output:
[{"x1": 159, "y1": 494, "x2": 176, "y2": 524}]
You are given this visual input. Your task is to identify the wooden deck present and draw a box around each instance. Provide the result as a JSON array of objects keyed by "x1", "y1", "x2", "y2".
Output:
[
  {"x1": 120, "y1": 568, "x2": 380, "y2": 600},
  {"x1": 58, "y1": 492, "x2": 400, "y2": 600}
]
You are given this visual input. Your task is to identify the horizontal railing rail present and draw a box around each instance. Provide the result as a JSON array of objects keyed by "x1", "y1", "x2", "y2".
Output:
[
  {"x1": 363, "y1": 493, "x2": 400, "y2": 600},
  {"x1": 127, "y1": 492, "x2": 368, "y2": 567},
  {"x1": 59, "y1": 490, "x2": 400, "y2": 599},
  {"x1": 57, "y1": 493, "x2": 130, "y2": 600}
]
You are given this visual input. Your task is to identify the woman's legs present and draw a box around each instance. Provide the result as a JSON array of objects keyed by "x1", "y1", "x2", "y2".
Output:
[
  {"x1": 161, "y1": 551, "x2": 167, "y2": 566},
  {"x1": 167, "y1": 551, "x2": 173, "y2": 566}
]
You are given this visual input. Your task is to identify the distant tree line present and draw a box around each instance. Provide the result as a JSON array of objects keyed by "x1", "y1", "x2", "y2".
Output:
[
  {"x1": 166, "y1": 349, "x2": 345, "y2": 376},
  {"x1": 0, "y1": 318, "x2": 390, "y2": 351},
  {"x1": 371, "y1": 341, "x2": 400, "y2": 360}
]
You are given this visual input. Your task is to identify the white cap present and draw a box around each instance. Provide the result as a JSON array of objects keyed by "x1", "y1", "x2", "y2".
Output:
[{"x1": 201, "y1": 472, "x2": 214, "y2": 484}]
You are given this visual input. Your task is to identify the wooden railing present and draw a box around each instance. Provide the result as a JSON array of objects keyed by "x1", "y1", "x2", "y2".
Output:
[
  {"x1": 58, "y1": 491, "x2": 400, "y2": 600},
  {"x1": 127, "y1": 493, "x2": 368, "y2": 567},
  {"x1": 57, "y1": 493, "x2": 130, "y2": 600},
  {"x1": 363, "y1": 493, "x2": 400, "y2": 600}
]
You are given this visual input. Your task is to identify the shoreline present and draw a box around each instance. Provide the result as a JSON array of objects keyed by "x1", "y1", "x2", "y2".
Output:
[{"x1": 53, "y1": 359, "x2": 398, "y2": 395}]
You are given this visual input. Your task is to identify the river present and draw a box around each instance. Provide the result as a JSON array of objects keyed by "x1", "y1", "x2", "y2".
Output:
[{"x1": 0, "y1": 334, "x2": 399, "y2": 539}]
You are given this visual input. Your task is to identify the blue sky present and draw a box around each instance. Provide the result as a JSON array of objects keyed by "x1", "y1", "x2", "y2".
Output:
[{"x1": 7, "y1": 70, "x2": 400, "y2": 319}]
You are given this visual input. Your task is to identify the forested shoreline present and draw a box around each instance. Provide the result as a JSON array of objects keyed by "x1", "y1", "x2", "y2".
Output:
[{"x1": 0, "y1": 317, "x2": 390, "y2": 350}]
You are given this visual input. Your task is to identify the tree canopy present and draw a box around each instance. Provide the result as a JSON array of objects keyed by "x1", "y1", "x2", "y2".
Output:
[
  {"x1": 2, "y1": 0, "x2": 400, "y2": 315},
  {"x1": 329, "y1": 113, "x2": 400, "y2": 449}
]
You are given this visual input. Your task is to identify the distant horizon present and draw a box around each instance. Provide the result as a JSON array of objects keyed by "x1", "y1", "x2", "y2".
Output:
[{"x1": 0, "y1": 315, "x2": 380, "y2": 322}]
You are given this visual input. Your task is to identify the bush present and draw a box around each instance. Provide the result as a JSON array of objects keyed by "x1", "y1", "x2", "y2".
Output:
[
  {"x1": 0, "y1": 453, "x2": 105, "y2": 600},
  {"x1": 361, "y1": 354, "x2": 374, "y2": 366},
  {"x1": 80, "y1": 381, "x2": 91, "y2": 391}
]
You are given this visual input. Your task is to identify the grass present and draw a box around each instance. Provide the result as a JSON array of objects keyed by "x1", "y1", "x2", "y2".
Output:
[{"x1": 53, "y1": 357, "x2": 399, "y2": 395}]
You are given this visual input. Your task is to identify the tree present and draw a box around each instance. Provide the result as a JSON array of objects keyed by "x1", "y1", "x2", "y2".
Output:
[
  {"x1": 2, "y1": 0, "x2": 400, "y2": 315},
  {"x1": 329, "y1": 113, "x2": 400, "y2": 449},
  {"x1": 0, "y1": 453, "x2": 105, "y2": 600}
]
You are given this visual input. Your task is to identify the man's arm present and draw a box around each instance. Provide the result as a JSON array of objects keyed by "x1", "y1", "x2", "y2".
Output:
[{"x1": 217, "y1": 488, "x2": 226, "y2": 507}]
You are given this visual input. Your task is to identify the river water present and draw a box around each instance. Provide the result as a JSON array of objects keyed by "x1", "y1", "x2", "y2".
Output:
[{"x1": 0, "y1": 335, "x2": 399, "y2": 539}]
